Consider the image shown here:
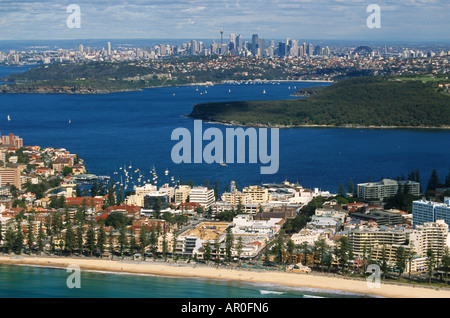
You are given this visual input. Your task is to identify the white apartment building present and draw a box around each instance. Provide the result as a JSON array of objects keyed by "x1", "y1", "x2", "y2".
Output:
[
  {"x1": 232, "y1": 214, "x2": 283, "y2": 238},
  {"x1": 125, "y1": 183, "x2": 157, "y2": 207},
  {"x1": 409, "y1": 220, "x2": 449, "y2": 258},
  {"x1": 189, "y1": 186, "x2": 215, "y2": 209},
  {"x1": 290, "y1": 229, "x2": 334, "y2": 247},
  {"x1": 357, "y1": 179, "x2": 420, "y2": 200}
]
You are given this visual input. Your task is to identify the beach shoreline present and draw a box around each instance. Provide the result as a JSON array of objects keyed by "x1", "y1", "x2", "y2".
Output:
[{"x1": 1, "y1": 256, "x2": 449, "y2": 298}]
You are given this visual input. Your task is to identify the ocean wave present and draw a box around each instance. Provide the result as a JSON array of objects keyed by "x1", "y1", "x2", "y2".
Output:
[
  {"x1": 259, "y1": 290, "x2": 285, "y2": 295},
  {"x1": 303, "y1": 294, "x2": 325, "y2": 298}
]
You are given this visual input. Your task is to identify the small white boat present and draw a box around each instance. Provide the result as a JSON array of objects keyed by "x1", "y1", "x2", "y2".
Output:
[
  {"x1": 7, "y1": 115, "x2": 11, "y2": 121},
  {"x1": 262, "y1": 89, "x2": 266, "y2": 94}
]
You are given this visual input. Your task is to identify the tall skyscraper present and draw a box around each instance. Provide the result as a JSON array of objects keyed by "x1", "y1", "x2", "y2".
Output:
[
  {"x1": 308, "y1": 43, "x2": 314, "y2": 56},
  {"x1": 78, "y1": 44, "x2": 84, "y2": 54},
  {"x1": 107, "y1": 42, "x2": 111, "y2": 55},
  {"x1": 251, "y1": 34, "x2": 259, "y2": 55},
  {"x1": 229, "y1": 33, "x2": 236, "y2": 52},
  {"x1": 313, "y1": 45, "x2": 321, "y2": 56},
  {"x1": 299, "y1": 45, "x2": 304, "y2": 57},
  {"x1": 278, "y1": 42, "x2": 287, "y2": 57},
  {"x1": 258, "y1": 38, "x2": 265, "y2": 56},
  {"x1": 289, "y1": 40, "x2": 299, "y2": 57},
  {"x1": 190, "y1": 40, "x2": 198, "y2": 55},
  {"x1": 236, "y1": 35, "x2": 242, "y2": 53}
]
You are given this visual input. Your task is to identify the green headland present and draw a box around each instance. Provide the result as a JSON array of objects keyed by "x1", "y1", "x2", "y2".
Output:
[{"x1": 189, "y1": 75, "x2": 450, "y2": 128}]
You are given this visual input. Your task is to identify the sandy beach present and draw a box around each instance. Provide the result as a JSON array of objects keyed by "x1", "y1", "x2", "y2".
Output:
[{"x1": 1, "y1": 256, "x2": 449, "y2": 298}]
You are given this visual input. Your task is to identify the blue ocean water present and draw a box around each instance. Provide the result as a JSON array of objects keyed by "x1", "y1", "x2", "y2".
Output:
[
  {"x1": 0, "y1": 264, "x2": 369, "y2": 298},
  {"x1": 1, "y1": 65, "x2": 449, "y2": 192}
]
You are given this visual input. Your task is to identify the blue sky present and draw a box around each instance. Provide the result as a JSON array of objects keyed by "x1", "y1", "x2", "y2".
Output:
[{"x1": 0, "y1": 0, "x2": 449, "y2": 41}]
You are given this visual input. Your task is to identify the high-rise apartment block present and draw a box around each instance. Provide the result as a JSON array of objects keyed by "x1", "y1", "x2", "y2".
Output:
[
  {"x1": 412, "y1": 197, "x2": 450, "y2": 228},
  {"x1": 1, "y1": 133, "x2": 23, "y2": 149}
]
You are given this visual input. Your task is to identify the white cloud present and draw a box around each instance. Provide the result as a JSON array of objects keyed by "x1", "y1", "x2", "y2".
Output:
[{"x1": 0, "y1": 0, "x2": 448, "y2": 41}]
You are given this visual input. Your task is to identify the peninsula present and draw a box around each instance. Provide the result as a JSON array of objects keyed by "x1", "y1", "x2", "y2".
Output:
[{"x1": 189, "y1": 75, "x2": 450, "y2": 129}]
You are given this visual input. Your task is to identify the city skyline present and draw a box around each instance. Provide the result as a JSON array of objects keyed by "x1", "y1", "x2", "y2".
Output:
[{"x1": 0, "y1": 0, "x2": 449, "y2": 42}]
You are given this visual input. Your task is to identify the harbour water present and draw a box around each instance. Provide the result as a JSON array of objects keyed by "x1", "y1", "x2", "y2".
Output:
[
  {"x1": 0, "y1": 65, "x2": 449, "y2": 193},
  {"x1": 0, "y1": 64, "x2": 449, "y2": 298}
]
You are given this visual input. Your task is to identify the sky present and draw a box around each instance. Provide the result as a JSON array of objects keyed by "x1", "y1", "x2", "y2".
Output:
[{"x1": 0, "y1": 0, "x2": 449, "y2": 42}]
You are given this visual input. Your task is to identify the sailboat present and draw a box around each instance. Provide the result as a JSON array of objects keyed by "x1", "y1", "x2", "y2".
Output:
[
  {"x1": 219, "y1": 160, "x2": 227, "y2": 167},
  {"x1": 262, "y1": 89, "x2": 266, "y2": 94},
  {"x1": 68, "y1": 118, "x2": 71, "y2": 124},
  {"x1": 7, "y1": 115, "x2": 11, "y2": 121}
]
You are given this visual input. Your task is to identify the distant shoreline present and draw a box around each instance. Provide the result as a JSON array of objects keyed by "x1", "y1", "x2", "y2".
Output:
[
  {"x1": 191, "y1": 117, "x2": 450, "y2": 130},
  {"x1": 0, "y1": 77, "x2": 333, "y2": 95},
  {"x1": 1, "y1": 256, "x2": 450, "y2": 298}
]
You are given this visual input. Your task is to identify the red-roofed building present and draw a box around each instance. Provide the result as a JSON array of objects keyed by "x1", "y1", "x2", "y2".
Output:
[
  {"x1": 104, "y1": 205, "x2": 141, "y2": 219},
  {"x1": 177, "y1": 202, "x2": 201, "y2": 213},
  {"x1": 132, "y1": 217, "x2": 168, "y2": 233},
  {"x1": 65, "y1": 197, "x2": 104, "y2": 211}
]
